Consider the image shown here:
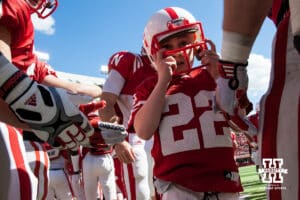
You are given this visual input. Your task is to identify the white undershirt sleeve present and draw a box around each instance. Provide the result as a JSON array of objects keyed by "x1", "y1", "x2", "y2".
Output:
[{"x1": 102, "y1": 70, "x2": 126, "y2": 96}]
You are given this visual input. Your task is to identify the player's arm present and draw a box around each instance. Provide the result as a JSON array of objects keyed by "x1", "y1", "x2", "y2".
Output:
[
  {"x1": 222, "y1": 0, "x2": 273, "y2": 62},
  {"x1": 98, "y1": 92, "x2": 119, "y2": 122},
  {"x1": 99, "y1": 65, "x2": 127, "y2": 123},
  {"x1": 99, "y1": 81, "x2": 135, "y2": 163},
  {"x1": 216, "y1": 0, "x2": 272, "y2": 115},
  {"x1": 223, "y1": 0, "x2": 272, "y2": 38},
  {"x1": 42, "y1": 75, "x2": 102, "y2": 98},
  {"x1": 0, "y1": 27, "x2": 93, "y2": 148},
  {"x1": 134, "y1": 80, "x2": 167, "y2": 140},
  {"x1": 290, "y1": 0, "x2": 300, "y2": 53},
  {"x1": 0, "y1": 25, "x2": 12, "y2": 61},
  {"x1": 135, "y1": 50, "x2": 171, "y2": 140},
  {"x1": 0, "y1": 25, "x2": 30, "y2": 129}
]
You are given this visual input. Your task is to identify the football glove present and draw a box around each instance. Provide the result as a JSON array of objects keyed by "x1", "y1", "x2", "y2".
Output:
[
  {"x1": 216, "y1": 59, "x2": 248, "y2": 115},
  {"x1": 0, "y1": 53, "x2": 93, "y2": 149},
  {"x1": 79, "y1": 101, "x2": 128, "y2": 146},
  {"x1": 92, "y1": 120, "x2": 128, "y2": 145}
]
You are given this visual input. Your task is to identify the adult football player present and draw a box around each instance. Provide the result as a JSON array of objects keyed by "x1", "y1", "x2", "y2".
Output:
[
  {"x1": 219, "y1": 0, "x2": 300, "y2": 199},
  {"x1": 0, "y1": 0, "x2": 126, "y2": 199},
  {"x1": 0, "y1": 0, "x2": 88, "y2": 199}
]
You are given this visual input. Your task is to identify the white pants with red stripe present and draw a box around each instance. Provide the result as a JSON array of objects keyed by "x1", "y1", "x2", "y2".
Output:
[
  {"x1": 122, "y1": 134, "x2": 150, "y2": 200},
  {"x1": 258, "y1": 13, "x2": 300, "y2": 200},
  {"x1": 160, "y1": 183, "x2": 239, "y2": 200},
  {"x1": 145, "y1": 136, "x2": 155, "y2": 198},
  {"x1": 0, "y1": 123, "x2": 38, "y2": 200},
  {"x1": 47, "y1": 169, "x2": 75, "y2": 200},
  {"x1": 24, "y1": 141, "x2": 50, "y2": 200}
]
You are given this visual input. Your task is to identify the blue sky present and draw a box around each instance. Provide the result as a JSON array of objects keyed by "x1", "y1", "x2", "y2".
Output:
[{"x1": 32, "y1": 1, "x2": 276, "y2": 108}]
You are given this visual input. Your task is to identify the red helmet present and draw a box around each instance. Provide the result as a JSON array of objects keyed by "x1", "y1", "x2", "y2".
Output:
[
  {"x1": 26, "y1": 0, "x2": 58, "y2": 19},
  {"x1": 143, "y1": 7, "x2": 207, "y2": 71}
]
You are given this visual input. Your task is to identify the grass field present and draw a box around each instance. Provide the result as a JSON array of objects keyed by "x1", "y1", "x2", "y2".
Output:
[{"x1": 239, "y1": 165, "x2": 267, "y2": 200}]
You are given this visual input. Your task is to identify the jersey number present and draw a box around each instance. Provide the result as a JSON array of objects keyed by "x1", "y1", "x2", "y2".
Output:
[{"x1": 159, "y1": 91, "x2": 231, "y2": 156}]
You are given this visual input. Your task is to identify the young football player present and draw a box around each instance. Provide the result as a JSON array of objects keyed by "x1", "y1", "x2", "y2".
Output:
[{"x1": 129, "y1": 7, "x2": 245, "y2": 200}]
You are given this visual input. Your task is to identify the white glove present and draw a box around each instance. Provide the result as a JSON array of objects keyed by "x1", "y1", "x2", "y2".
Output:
[
  {"x1": 216, "y1": 60, "x2": 248, "y2": 115},
  {"x1": 79, "y1": 102, "x2": 127, "y2": 147},
  {"x1": 0, "y1": 53, "x2": 93, "y2": 149},
  {"x1": 99, "y1": 122, "x2": 128, "y2": 145},
  {"x1": 89, "y1": 120, "x2": 128, "y2": 145}
]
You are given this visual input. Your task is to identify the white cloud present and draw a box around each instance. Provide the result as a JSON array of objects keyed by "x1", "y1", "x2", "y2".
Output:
[
  {"x1": 247, "y1": 53, "x2": 271, "y2": 106},
  {"x1": 34, "y1": 49, "x2": 50, "y2": 62},
  {"x1": 31, "y1": 14, "x2": 55, "y2": 35},
  {"x1": 99, "y1": 65, "x2": 108, "y2": 74}
]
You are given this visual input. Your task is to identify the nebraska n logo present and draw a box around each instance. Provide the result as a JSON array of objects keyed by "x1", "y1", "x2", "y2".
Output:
[
  {"x1": 258, "y1": 158, "x2": 288, "y2": 183},
  {"x1": 110, "y1": 53, "x2": 124, "y2": 66}
]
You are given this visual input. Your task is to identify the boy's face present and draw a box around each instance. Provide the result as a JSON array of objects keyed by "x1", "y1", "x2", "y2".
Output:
[{"x1": 159, "y1": 32, "x2": 195, "y2": 74}]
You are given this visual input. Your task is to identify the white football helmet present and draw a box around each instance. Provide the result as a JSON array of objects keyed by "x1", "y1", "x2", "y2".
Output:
[
  {"x1": 143, "y1": 7, "x2": 207, "y2": 71},
  {"x1": 26, "y1": 0, "x2": 58, "y2": 19}
]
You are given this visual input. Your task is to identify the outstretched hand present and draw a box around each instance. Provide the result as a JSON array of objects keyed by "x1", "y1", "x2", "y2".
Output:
[
  {"x1": 198, "y1": 39, "x2": 220, "y2": 80},
  {"x1": 79, "y1": 101, "x2": 128, "y2": 146}
]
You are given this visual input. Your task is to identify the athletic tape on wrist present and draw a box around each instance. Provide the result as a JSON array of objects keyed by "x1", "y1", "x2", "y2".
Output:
[{"x1": 221, "y1": 31, "x2": 254, "y2": 63}]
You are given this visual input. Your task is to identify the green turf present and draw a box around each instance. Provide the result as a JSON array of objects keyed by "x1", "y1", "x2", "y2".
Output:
[{"x1": 239, "y1": 165, "x2": 267, "y2": 200}]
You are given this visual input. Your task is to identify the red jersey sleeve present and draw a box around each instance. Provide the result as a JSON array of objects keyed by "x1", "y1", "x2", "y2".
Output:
[
  {"x1": 34, "y1": 61, "x2": 57, "y2": 83},
  {"x1": 108, "y1": 51, "x2": 138, "y2": 79},
  {"x1": 127, "y1": 76, "x2": 158, "y2": 133},
  {"x1": 0, "y1": 0, "x2": 19, "y2": 33},
  {"x1": 0, "y1": 0, "x2": 36, "y2": 70}
]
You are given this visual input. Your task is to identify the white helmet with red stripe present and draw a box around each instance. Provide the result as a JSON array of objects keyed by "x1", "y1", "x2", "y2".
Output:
[
  {"x1": 143, "y1": 7, "x2": 206, "y2": 69},
  {"x1": 26, "y1": 0, "x2": 58, "y2": 19}
]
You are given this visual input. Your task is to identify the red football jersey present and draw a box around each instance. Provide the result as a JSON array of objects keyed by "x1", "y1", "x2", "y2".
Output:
[
  {"x1": 248, "y1": 113, "x2": 259, "y2": 129},
  {"x1": 0, "y1": 0, "x2": 37, "y2": 71},
  {"x1": 103, "y1": 51, "x2": 156, "y2": 128},
  {"x1": 26, "y1": 60, "x2": 57, "y2": 83},
  {"x1": 268, "y1": 0, "x2": 289, "y2": 26},
  {"x1": 129, "y1": 67, "x2": 243, "y2": 192}
]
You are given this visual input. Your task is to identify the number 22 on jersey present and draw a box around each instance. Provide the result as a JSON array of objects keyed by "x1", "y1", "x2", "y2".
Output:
[{"x1": 159, "y1": 90, "x2": 232, "y2": 156}]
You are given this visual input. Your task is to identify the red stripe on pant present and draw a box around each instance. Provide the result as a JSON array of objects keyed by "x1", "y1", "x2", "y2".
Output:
[
  {"x1": 261, "y1": 12, "x2": 289, "y2": 200},
  {"x1": 30, "y1": 141, "x2": 49, "y2": 200},
  {"x1": 9, "y1": 127, "x2": 33, "y2": 200}
]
